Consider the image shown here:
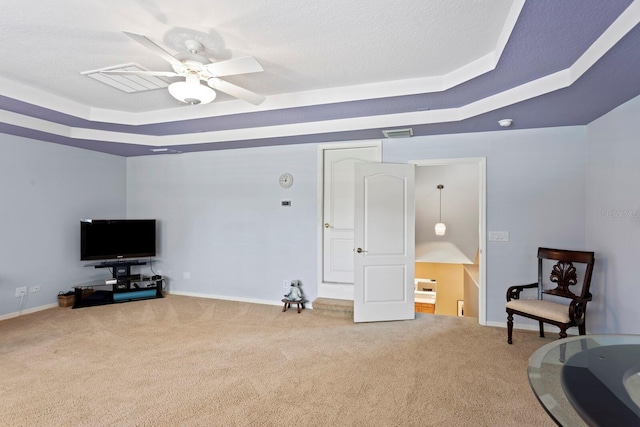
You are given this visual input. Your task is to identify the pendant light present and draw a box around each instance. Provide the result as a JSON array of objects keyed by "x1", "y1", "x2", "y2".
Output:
[{"x1": 435, "y1": 184, "x2": 446, "y2": 236}]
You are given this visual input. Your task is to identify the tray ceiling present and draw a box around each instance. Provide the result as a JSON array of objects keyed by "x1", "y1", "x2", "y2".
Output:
[{"x1": 0, "y1": 0, "x2": 638, "y2": 156}]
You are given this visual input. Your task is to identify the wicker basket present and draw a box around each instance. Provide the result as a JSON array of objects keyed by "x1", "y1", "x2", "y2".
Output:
[
  {"x1": 58, "y1": 289, "x2": 94, "y2": 307},
  {"x1": 58, "y1": 292, "x2": 75, "y2": 308}
]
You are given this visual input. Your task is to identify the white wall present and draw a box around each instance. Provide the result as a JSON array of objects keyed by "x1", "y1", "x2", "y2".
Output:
[
  {"x1": 586, "y1": 95, "x2": 640, "y2": 334},
  {"x1": 126, "y1": 144, "x2": 319, "y2": 305},
  {"x1": 0, "y1": 135, "x2": 126, "y2": 317},
  {"x1": 415, "y1": 163, "x2": 479, "y2": 263}
]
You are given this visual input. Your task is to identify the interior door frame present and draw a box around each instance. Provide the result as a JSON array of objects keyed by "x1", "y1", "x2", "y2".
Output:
[
  {"x1": 317, "y1": 140, "x2": 382, "y2": 300},
  {"x1": 410, "y1": 157, "x2": 487, "y2": 326}
]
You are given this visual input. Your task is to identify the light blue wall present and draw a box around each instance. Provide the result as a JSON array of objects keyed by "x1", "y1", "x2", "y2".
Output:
[
  {"x1": 3, "y1": 94, "x2": 639, "y2": 333},
  {"x1": 126, "y1": 144, "x2": 319, "y2": 305},
  {"x1": 383, "y1": 126, "x2": 588, "y2": 326},
  {"x1": 126, "y1": 126, "x2": 589, "y2": 327},
  {"x1": 586, "y1": 95, "x2": 640, "y2": 334},
  {"x1": 0, "y1": 135, "x2": 126, "y2": 317}
]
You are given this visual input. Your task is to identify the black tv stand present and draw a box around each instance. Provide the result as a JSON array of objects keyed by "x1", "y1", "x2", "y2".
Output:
[
  {"x1": 94, "y1": 259, "x2": 147, "y2": 279},
  {"x1": 74, "y1": 260, "x2": 163, "y2": 308}
]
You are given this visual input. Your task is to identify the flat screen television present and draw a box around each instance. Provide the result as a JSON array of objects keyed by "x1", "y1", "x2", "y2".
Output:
[{"x1": 80, "y1": 219, "x2": 156, "y2": 261}]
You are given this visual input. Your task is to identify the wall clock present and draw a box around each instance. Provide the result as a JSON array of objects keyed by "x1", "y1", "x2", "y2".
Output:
[{"x1": 279, "y1": 173, "x2": 294, "y2": 188}]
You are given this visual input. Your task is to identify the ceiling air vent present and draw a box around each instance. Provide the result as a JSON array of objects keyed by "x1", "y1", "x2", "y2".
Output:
[
  {"x1": 150, "y1": 148, "x2": 182, "y2": 154},
  {"x1": 81, "y1": 63, "x2": 169, "y2": 93},
  {"x1": 382, "y1": 128, "x2": 413, "y2": 138}
]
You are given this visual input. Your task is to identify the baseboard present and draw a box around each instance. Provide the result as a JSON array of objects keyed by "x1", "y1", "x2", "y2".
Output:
[
  {"x1": 0, "y1": 294, "x2": 315, "y2": 322},
  {"x1": 0, "y1": 303, "x2": 59, "y2": 321},
  {"x1": 485, "y1": 320, "x2": 582, "y2": 336},
  {"x1": 167, "y1": 291, "x2": 314, "y2": 309}
]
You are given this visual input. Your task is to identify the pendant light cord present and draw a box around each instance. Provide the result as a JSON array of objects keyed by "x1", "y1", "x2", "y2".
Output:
[
  {"x1": 439, "y1": 188, "x2": 442, "y2": 221},
  {"x1": 437, "y1": 184, "x2": 444, "y2": 221}
]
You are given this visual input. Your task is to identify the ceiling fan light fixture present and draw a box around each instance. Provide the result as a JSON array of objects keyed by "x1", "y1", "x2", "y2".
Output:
[
  {"x1": 111, "y1": 32, "x2": 264, "y2": 105},
  {"x1": 168, "y1": 75, "x2": 216, "y2": 105}
]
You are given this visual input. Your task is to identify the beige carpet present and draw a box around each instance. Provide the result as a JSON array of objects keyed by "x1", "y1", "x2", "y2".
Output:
[{"x1": 0, "y1": 295, "x2": 556, "y2": 426}]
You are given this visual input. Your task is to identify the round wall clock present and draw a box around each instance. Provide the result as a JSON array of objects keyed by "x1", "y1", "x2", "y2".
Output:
[{"x1": 279, "y1": 172, "x2": 294, "y2": 188}]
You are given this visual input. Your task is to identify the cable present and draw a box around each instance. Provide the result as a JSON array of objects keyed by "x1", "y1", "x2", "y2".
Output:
[
  {"x1": 18, "y1": 292, "x2": 25, "y2": 314},
  {"x1": 147, "y1": 257, "x2": 165, "y2": 290},
  {"x1": 149, "y1": 256, "x2": 158, "y2": 276}
]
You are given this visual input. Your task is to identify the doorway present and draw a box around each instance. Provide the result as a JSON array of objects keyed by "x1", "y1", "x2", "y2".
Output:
[
  {"x1": 411, "y1": 158, "x2": 486, "y2": 325},
  {"x1": 316, "y1": 145, "x2": 486, "y2": 325},
  {"x1": 317, "y1": 141, "x2": 381, "y2": 300}
]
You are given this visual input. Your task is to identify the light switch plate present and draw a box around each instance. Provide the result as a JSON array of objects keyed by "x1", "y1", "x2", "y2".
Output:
[{"x1": 489, "y1": 231, "x2": 510, "y2": 242}]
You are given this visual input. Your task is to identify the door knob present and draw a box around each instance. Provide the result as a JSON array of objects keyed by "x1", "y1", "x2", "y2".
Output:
[
  {"x1": 324, "y1": 223, "x2": 331, "y2": 228},
  {"x1": 356, "y1": 247, "x2": 368, "y2": 253}
]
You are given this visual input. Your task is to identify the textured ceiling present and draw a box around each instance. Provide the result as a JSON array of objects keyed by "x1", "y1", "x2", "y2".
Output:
[{"x1": 0, "y1": 0, "x2": 638, "y2": 156}]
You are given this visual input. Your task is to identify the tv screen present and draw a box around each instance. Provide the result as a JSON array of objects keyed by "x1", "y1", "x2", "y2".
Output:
[{"x1": 80, "y1": 219, "x2": 156, "y2": 261}]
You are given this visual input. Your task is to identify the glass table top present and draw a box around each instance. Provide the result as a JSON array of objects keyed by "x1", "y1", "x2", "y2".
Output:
[{"x1": 528, "y1": 335, "x2": 640, "y2": 426}]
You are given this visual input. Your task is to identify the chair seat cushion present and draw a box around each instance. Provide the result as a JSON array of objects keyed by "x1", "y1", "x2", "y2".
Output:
[{"x1": 506, "y1": 299, "x2": 571, "y2": 323}]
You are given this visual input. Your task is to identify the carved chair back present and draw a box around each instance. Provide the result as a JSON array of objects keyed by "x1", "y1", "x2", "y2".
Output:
[{"x1": 537, "y1": 247, "x2": 595, "y2": 302}]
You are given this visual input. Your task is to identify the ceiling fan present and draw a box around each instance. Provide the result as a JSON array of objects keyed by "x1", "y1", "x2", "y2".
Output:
[{"x1": 102, "y1": 31, "x2": 265, "y2": 106}]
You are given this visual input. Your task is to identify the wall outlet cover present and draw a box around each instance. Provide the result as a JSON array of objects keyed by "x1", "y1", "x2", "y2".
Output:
[{"x1": 488, "y1": 231, "x2": 510, "y2": 242}]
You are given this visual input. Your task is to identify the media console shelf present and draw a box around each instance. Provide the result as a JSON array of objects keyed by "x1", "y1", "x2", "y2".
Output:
[{"x1": 73, "y1": 260, "x2": 164, "y2": 308}]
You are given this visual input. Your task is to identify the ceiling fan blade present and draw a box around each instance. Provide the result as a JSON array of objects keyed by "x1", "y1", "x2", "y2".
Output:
[
  {"x1": 122, "y1": 31, "x2": 183, "y2": 68},
  {"x1": 204, "y1": 57, "x2": 264, "y2": 77},
  {"x1": 208, "y1": 78, "x2": 265, "y2": 105},
  {"x1": 101, "y1": 70, "x2": 179, "y2": 78}
]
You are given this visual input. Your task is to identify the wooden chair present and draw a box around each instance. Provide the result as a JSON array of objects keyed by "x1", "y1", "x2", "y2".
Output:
[{"x1": 506, "y1": 248, "x2": 595, "y2": 344}]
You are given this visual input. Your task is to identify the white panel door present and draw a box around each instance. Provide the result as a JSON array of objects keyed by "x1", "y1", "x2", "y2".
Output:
[
  {"x1": 354, "y1": 162, "x2": 415, "y2": 322},
  {"x1": 323, "y1": 147, "x2": 379, "y2": 283}
]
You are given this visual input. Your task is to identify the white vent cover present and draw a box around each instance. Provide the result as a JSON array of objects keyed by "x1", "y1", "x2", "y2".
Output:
[
  {"x1": 382, "y1": 128, "x2": 413, "y2": 138},
  {"x1": 81, "y1": 63, "x2": 169, "y2": 93},
  {"x1": 149, "y1": 148, "x2": 182, "y2": 154}
]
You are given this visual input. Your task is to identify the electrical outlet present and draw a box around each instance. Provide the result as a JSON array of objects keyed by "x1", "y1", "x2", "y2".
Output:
[
  {"x1": 283, "y1": 280, "x2": 289, "y2": 289},
  {"x1": 29, "y1": 285, "x2": 41, "y2": 293},
  {"x1": 15, "y1": 287, "x2": 27, "y2": 297}
]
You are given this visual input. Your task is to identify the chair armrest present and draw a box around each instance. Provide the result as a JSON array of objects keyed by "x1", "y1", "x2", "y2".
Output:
[
  {"x1": 506, "y1": 283, "x2": 538, "y2": 302},
  {"x1": 568, "y1": 297, "x2": 591, "y2": 323}
]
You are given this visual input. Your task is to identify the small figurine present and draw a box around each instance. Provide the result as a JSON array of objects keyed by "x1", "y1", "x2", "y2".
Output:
[{"x1": 284, "y1": 280, "x2": 303, "y2": 301}]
